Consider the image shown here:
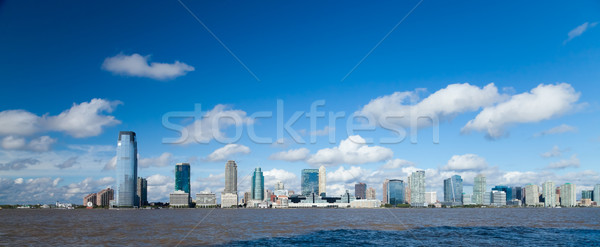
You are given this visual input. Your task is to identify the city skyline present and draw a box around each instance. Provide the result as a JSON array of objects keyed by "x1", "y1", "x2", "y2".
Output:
[{"x1": 2, "y1": 1, "x2": 600, "y2": 205}]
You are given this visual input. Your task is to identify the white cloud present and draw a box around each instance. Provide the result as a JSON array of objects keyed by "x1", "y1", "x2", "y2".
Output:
[
  {"x1": 102, "y1": 53, "x2": 194, "y2": 80},
  {"x1": 175, "y1": 105, "x2": 252, "y2": 144},
  {"x1": 206, "y1": 144, "x2": 250, "y2": 162},
  {"x1": 358, "y1": 83, "x2": 504, "y2": 129},
  {"x1": 269, "y1": 148, "x2": 310, "y2": 162},
  {"x1": 534, "y1": 124, "x2": 577, "y2": 137},
  {"x1": 443, "y1": 154, "x2": 488, "y2": 171},
  {"x1": 27, "y1": 136, "x2": 57, "y2": 152},
  {"x1": 547, "y1": 154, "x2": 580, "y2": 169},
  {"x1": 55, "y1": 156, "x2": 78, "y2": 169},
  {"x1": 0, "y1": 158, "x2": 40, "y2": 171},
  {"x1": 1, "y1": 136, "x2": 56, "y2": 152},
  {"x1": 564, "y1": 22, "x2": 598, "y2": 44},
  {"x1": 102, "y1": 156, "x2": 117, "y2": 171},
  {"x1": 381, "y1": 159, "x2": 414, "y2": 169},
  {"x1": 146, "y1": 174, "x2": 174, "y2": 202},
  {"x1": 306, "y1": 135, "x2": 393, "y2": 166},
  {"x1": 0, "y1": 176, "x2": 115, "y2": 204},
  {"x1": 0, "y1": 98, "x2": 121, "y2": 139},
  {"x1": 263, "y1": 168, "x2": 298, "y2": 190},
  {"x1": 1, "y1": 136, "x2": 26, "y2": 150},
  {"x1": 541, "y1": 146, "x2": 567, "y2": 158},
  {"x1": 462, "y1": 83, "x2": 581, "y2": 139},
  {"x1": 139, "y1": 152, "x2": 173, "y2": 168}
]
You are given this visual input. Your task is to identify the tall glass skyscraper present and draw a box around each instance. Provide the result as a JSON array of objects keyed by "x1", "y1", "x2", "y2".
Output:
[
  {"x1": 387, "y1": 179, "x2": 405, "y2": 205},
  {"x1": 594, "y1": 184, "x2": 600, "y2": 203},
  {"x1": 251, "y1": 167, "x2": 264, "y2": 200},
  {"x1": 224, "y1": 160, "x2": 237, "y2": 194},
  {"x1": 175, "y1": 163, "x2": 191, "y2": 194},
  {"x1": 301, "y1": 169, "x2": 319, "y2": 196},
  {"x1": 444, "y1": 175, "x2": 463, "y2": 205},
  {"x1": 410, "y1": 171, "x2": 425, "y2": 207},
  {"x1": 116, "y1": 131, "x2": 138, "y2": 207},
  {"x1": 473, "y1": 174, "x2": 486, "y2": 205},
  {"x1": 492, "y1": 186, "x2": 513, "y2": 202}
]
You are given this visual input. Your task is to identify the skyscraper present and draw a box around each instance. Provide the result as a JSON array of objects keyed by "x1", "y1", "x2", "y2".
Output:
[
  {"x1": 410, "y1": 171, "x2": 426, "y2": 207},
  {"x1": 224, "y1": 160, "x2": 237, "y2": 194},
  {"x1": 301, "y1": 169, "x2": 319, "y2": 196},
  {"x1": 116, "y1": 131, "x2": 138, "y2": 207},
  {"x1": 542, "y1": 181, "x2": 556, "y2": 208},
  {"x1": 251, "y1": 167, "x2": 264, "y2": 200},
  {"x1": 355, "y1": 183, "x2": 366, "y2": 199},
  {"x1": 560, "y1": 183, "x2": 576, "y2": 207},
  {"x1": 175, "y1": 163, "x2": 191, "y2": 194},
  {"x1": 525, "y1": 184, "x2": 539, "y2": 206},
  {"x1": 136, "y1": 177, "x2": 147, "y2": 207},
  {"x1": 318, "y1": 166, "x2": 326, "y2": 196},
  {"x1": 383, "y1": 179, "x2": 389, "y2": 204},
  {"x1": 594, "y1": 184, "x2": 600, "y2": 204},
  {"x1": 387, "y1": 179, "x2": 405, "y2": 205},
  {"x1": 473, "y1": 174, "x2": 486, "y2": 205},
  {"x1": 443, "y1": 175, "x2": 463, "y2": 205},
  {"x1": 366, "y1": 187, "x2": 376, "y2": 200},
  {"x1": 492, "y1": 186, "x2": 513, "y2": 202}
]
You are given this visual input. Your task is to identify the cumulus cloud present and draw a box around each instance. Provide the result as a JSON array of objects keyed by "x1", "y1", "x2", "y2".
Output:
[
  {"x1": 381, "y1": 159, "x2": 414, "y2": 169},
  {"x1": 1, "y1": 136, "x2": 26, "y2": 150},
  {"x1": 172, "y1": 104, "x2": 253, "y2": 144},
  {"x1": 139, "y1": 152, "x2": 173, "y2": 168},
  {"x1": 534, "y1": 124, "x2": 577, "y2": 137},
  {"x1": 102, "y1": 156, "x2": 117, "y2": 171},
  {"x1": 1, "y1": 136, "x2": 57, "y2": 152},
  {"x1": 206, "y1": 144, "x2": 250, "y2": 162},
  {"x1": 358, "y1": 83, "x2": 504, "y2": 129},
  {"x1": 443, "y1": 154, "x2": 488, "y2": 171},
  {"x1": 102, "y1": 53, "x2": 194, "y2": 80},
  {"x1": 462, "y1": 83, "x2": 581, "y2": 139},
  {"x1": 0, "y1": 176, "x2": 115, "y2": 204},
  {"x1": 541, "y1": 146, "x2": 568, "y2": 158},
  {"x1": 547, "y1": 155, "x2": 580, "y2": 169},
  {"x1": 306, "y1": 135, "x2": 393, "y2": 166},
  {"x1": 564, "y1": 22, "x2": 598, "y2": 44},
  {"x1": 55, "y1": 156, "x2": 78, "y2": 169},
  {"x1": 0, "y1": 98, "x2": 121, "y2": 139},
  {"x1": 263, "y1": 168, "x2": 298, "y2": 190},
  {"x1": 269, "y1": 148, "x2": 310, "y2": 162},
  {"x1": 0, "y1": 158, "x2": 40, "y2": 171}
]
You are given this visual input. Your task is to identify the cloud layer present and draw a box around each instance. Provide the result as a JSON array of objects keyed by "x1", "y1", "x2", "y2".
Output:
[
  {"x1": 102, "y1": 53, "x2": 194, "y2": 80},
  {"x1": 206, "y1": 144, "x2": 250, "y2": 162}
]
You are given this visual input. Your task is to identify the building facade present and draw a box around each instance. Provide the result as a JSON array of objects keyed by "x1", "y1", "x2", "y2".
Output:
[
  {"x1": 84, "y1": 193, "x2": 97, "y2": 207},
  {"x1": 175, "y1": 163, "x2": 191, "y2": 194},
  {"x1": 560, "y1": 183, "x2": 576, "y2": 207},
  {"x1": 366, "y1": 187, "x2": 376, "y2": 200},
  {"x1": 169, "y1": 190, "x2": 190, "y2": 208},
  {"x1": 355, "y1": 183, "x2": 367, "y2": 199},
  {"x1": 318, "y1": 165, "x2": 326, "y2": 196},
  {"x1": 301, "y1": 169, "x2": 319, "y2": 196},
  {"x1": 221, "y1": 193, "x2": 238, "y2": 208},
  {"x1": 492, "y1": 186, "x2": 513, "y2": 202},
  {"x1": 251, "y1": 167, "x2": 265, "y2": 201},
  {"x1": 524, "y1": 184, "x2": 539, "y2": 206},
  {"x1": 473, "y1": 174, "x2": 486, "y2": 205},
  {"x1": 425, "y1": 191, "x2": 437, "y2": 205},
  {"x1": 387, "y1": 179, "x2": 405, "y2": 205},
  {"x1": 195, "y1": 193, "x2": 217, "y2": 207},
  {"x1": 410, "y1": 171, "x2": 426, "y2": 207},
  {"x1": 594, "y1": 184, "x2": 600, "y2": 204},
  {"x1": 443, "y1": 175, "x2": 463, "y2": 205},
  {"x1": 275, "y1": 181, "x2": 285, "y2": 191},
  {"x1": 542, "y1": 181, "x2": 556, "y2": 208},
  {"x1": 96, "y1": 187, "x2": 114, "y2": 207},
  {"x1": 492, "y1": 191, "x2": 507, "y2": 206},
  {"x1": 116, "y1": 131, "x2": 138, "y2": 207},
  {"x1": 136, "y1": 177, "x2": 148, "y2": 207},
  {"x1": 383, "y1": 179, "x2": 389, "y2": 204},
  {"x1": 224, "y1": 160, "x2": 237, "y2": 194}
]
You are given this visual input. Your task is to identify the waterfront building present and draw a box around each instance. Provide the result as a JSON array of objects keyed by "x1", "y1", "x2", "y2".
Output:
[
  {"x1": 301, "y1": 169, "x2": 319, "y2": 196},
  {"x1": 462, "y1": 193, "x2": 473, "y2": 205},
  {"x1": 483, "y1": 192, "x2": 492, "y2": 205},
  {"x1": 514, "y1": 186, "x2": 523, "y2": 202},
  {"x1": 560, "y1": 183, "x2": 576, "y2": 207},
  {"x1": 351, "y1": 199, "x2": 381, "y2": 208},
  {"x1": 594, "y1": 184, "x2": 600, "y2": 204},
  {"x1": 195, "y1": 193, "x2": 217, "y2": 208},
  {"x1": 425, "y1": 192, "x2": 437, "y2": 205},
  {"x1": 542, "y1": 181, "x2": 556, "y2": 208},
  {"x1": 366, "y1": 187, "x2": 376, "y2": 200},
  {"x1": 175, "y1": 163, "x2": 191, "y2": 193},
  {"x1": 405, "y1": 176, "x2": 411, "y2": 205},
  {"x1": 116, "y1": 131, "x2": 138, "y2": 207},
  {"x1": 169, "y1": 190, "x2": 190, "y2": 208},
  {"x1": 251, "y1": 167, "x2": 265, "y2": 200},
  {"x1": 224, "y1": 160, "x2": 237, "y2": 194},
  {"x1": 319, "y1": 166, "x2": 326, "y2": 196},
  {"x1": 136, "y1": 177, "x2": 147, "y2": 207},
  {"x1": 524, "y1": 184, "x2": 539, "y2": 206},
  {"x1": 582, "y1": 190, "x2": 593, "y2": 200},
  {"x1": 387, "y1": 179, "x2": 406, "y2": 205},
  {"x1": 473, "y1": 174, "x2": 486, "y2": 205},
  {"x1": 84, "y1": 193, "x2": 97, "y2": 207},
  {"x1": 383, "y1": 179, "x2": 389, "y2": 204},
  {"x1": 443, "y1": 175, "x2": 463, "y2": 206},
  {"x1": 221, "y1": 193, "x2": 238, "y2": 208},
  {"x1": 492, "y1": 186, "x2": 513, "y2": 202},
  {"x1": 275, "y1": 181, "x2": 285, "y2": 190},
  {"x1": 492, "y1": 191, "x2": 507, "y2": 206},
  {"x1": 410, "y1": 171, "x2": 426, "y2": 207},
  {"x1": 96, "y1": 188, "x2": 114, "y2": 207},
  {"x1": 242, "y1": 192, "x2": 251, "y2": 204},
  {"x1": 355, "y1": 183, "x2": 367, "y2": 199}
]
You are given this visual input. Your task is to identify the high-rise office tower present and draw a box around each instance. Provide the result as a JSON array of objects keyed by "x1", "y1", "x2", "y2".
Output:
[
  {"x1": 355, "y1": 183, "x2": 367, "y2": 199},
  {"x1": 116, "y1": 131, "x2": 138, "y2": 207},
  {"x1": 443, "y1": 175, "x2": 463, "y2": 205},
  {"x1": 387, "y1": 179, "x2": 405, "y2": 205},
  {"x1": 473, "y1": 174, "x2": 486, "y2": 205},
  {"x1": 410, "y1": 171, "x2": 426, "y2": 207},
  {"x1": 594, "y1": 184, "x2": 600, "y2": 203},
  {"x1": 366, "y1": 187, "x2": 376, "y2": 200},
  {"x1": 524, "y1": 184, "x2": 539, "y2": 206},
  {"x1": 582, "y1": 190, "x2": 593, "y2": 200},
  {"x1": 251, "y1": 167, "x2": 264, "y2": 200},
  {"x1": 542, "y1": 181, "x2": 556, "y2": 208},
  {"x1": 492, "y1": 186, "x2": 513, "y2": 202},
  {"x1": 175, "y1": 163, "x2": 191, "y2": 194},
  {"x1": 318, "y1": 165, "x2": 326, "y2": 196},
  {"x1": 136, "y1": 177, "x2": 147, "y2": 207},
  {"x1": 224, "y1": 160, "x2": 237, "y2": 194},
  {"x1": 301, "y1": 169, "x2": 319, "y2": 196},
  {"x1": 383, "y1": 179, "x2": 389, "y2": 204},
  {"x1": 560, "y1": 183, "x2": 576, "y2": 207}
]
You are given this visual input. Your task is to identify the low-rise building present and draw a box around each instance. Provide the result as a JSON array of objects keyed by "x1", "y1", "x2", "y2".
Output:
[{"x1": 195, "y1": 193, "x2": 217, "y2": 208}]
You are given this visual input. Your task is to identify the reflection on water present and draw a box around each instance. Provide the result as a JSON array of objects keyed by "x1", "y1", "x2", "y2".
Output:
[{"x1": 1, "y1": 208, "x2": 599, "y2": 246}]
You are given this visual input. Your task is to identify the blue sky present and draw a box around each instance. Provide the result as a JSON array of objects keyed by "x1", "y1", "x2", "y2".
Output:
[{"x1": 1, "y1": 0, "x2": 599, "y2": 204}]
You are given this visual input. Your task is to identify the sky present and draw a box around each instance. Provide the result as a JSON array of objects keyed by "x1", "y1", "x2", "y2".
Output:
[{"x1": 1, "y1": 0, "x2": 600, "y2": 204}]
